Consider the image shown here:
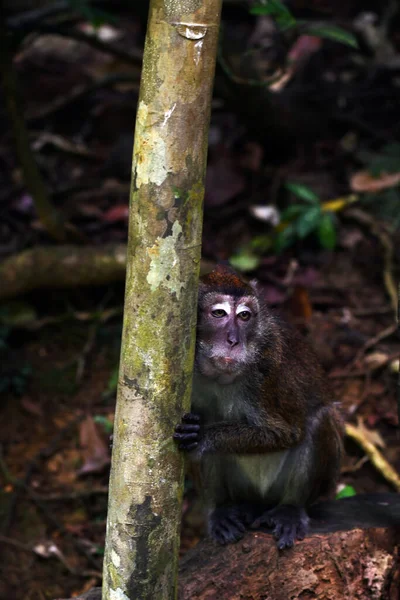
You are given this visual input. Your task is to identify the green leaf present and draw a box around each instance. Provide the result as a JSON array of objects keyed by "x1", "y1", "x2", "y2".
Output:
[
  {"x1": 380, "y1": 142, "x2": 400, "y2": 157},
  {"x1": 94, "y1": 415, "x2": 114, "y2": 435},
  {"x1": 0, "y1": 325, "x2": 10, "y2": 347},
  {"x1": 250, "y1": 235, "x2": 273, "y2": 252},
  {"x1": 317, "y1": 213, "x2": 336, "y2": 249},
  {"x1": 229, "y1": 252, "x2": 260, "y2": 272},
  {"x1": 280, "y1": 204, "x2": 308, "y2": 221},
  {"x1": 0, "y1": 301, "x2": 37, "y2": 327},
  {"x1": 295, "y1": 206, "x2": 321, "y2": 238},
  {"x1": 250, "y1": 0, "x2": 296, "y2": 30},
  {"x1": 336, "y1": 485, "x2": 357, "y2": 499},
  {"x1": 274, "y1": 223, "x2": 296, "y2": 254},
  {"x1": 304, "y1": 25, "x2": 358, "y2": 49},
  {"x1": 285, "y1": 182, "x2": 320, "y2": 204},
  {"x1": 67, "y1": 0, "x2": 116, "y2": 26}
]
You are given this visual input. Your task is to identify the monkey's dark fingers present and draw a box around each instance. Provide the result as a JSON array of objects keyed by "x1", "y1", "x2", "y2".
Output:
[
  {"x1": 175, "y1": 424, "x2": 200, "y2": 433},
  {"x1": 226, "y1": 515, "x2": 246, "y2": 533},
  {"x1": 173, "y1": 432, "x2": 199, "y2": 441},
  {"x1": 272, "y1": 522, "x2": 282, "y2": 539},
  {"x1": 275, "y1": 524, "x2": 296, "y2": 550},
  {"x1": 179, "y1": 442, "x2": 198, "y2": 451},
  {"x1": 210, "y1": 520, "x2": 244, "y2": 545},
  {"x1": 292, "y1": 513, "x2": 309, "y2": 542},
  {"x1": 182, "y1": 413, "x2": 200, "y2": 423},
  {"x1": 296, "y1": 521, "x2": 307, "y2": 541},
  {"x1": 209, "y1": 507, "x2": 247, "y2": 545}
]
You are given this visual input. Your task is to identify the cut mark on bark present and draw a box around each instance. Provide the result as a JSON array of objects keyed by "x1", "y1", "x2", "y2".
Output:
[
  {"x1": 162, "y1": 104, "x2": 176, "y2": 128},
  {"x1": 175, "y1": 23, "x2": 208, "y2": 40}
]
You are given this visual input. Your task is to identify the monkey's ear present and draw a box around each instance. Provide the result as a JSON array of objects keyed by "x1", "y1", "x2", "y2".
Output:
[
  {"x1": 198, "y1": 280, "x2": 207, "y2": 293},
  {"x1": 249, "y1": 279, "x2": 260, "y2": 293}
]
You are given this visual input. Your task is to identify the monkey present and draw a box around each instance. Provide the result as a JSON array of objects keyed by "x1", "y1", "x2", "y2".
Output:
[{"x1": 174, "y1": 264, "x2": 343, "y2": 550}]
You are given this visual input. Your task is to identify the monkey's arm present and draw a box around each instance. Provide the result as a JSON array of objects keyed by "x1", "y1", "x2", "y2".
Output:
[
  {"x1": 174, "y1": 413, "x2": 303, "y2": 454},
  {"x1": 202, "y1": 421, "x2": 303, "y2": 453}
]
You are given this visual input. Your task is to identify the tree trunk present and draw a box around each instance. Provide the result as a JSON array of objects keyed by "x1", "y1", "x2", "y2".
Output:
[{"x1": 101, "y1": 1, "x2": 222, "y2": 599}]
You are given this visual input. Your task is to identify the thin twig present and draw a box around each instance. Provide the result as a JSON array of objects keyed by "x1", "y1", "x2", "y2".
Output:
[
  {"x1": 397, "y1": 282, "x2": 400, "y2": 425},
  {"x1": 26, "y1": 74, "x2": 139, "y2": 123},
  {"x1": 0, "y1": 415, "x2": 84, "y2": 534},
  {"x1": 6, "y1": 1, "x2": 69, "y2": 30},
  {"x1": 0, "y1": 13, "x2": 67, "y2": 241},
  {"x1": 347, "y1": 323, "x2": 398, "y2": 373},
  {"x1": 345, "y1": 423, "x2": 400, "y2": 491},
  {"x1": 0, "y1": 447, "x2": 101, "y2": 569},
  {"x1": 0, "y1": 534, "x2": 102, "y2": 578},
  {"x1": 37, "y1": 25, "x2": 142, "y2": 68},
  {"x1": 329, "y1": 350, "x2": 400, "y2": 379},
  {"x1": 0, "y1": 534, "x2": 33, "y2": 553},
  {"x1": 345, "y1": 209, "x2": 397, "y2": 315}
]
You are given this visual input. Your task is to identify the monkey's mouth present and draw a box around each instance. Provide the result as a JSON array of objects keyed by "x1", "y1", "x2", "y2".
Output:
[{"x1": 213, "y1": 356, "x2": 239, "y2": 371}]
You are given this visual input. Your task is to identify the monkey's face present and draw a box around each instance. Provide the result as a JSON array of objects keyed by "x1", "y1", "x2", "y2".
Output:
[{"x1": 196, "y1": 293, "x2": 262, "y2": 381}]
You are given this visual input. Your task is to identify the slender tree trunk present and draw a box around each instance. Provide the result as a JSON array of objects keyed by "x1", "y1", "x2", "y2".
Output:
[
  {"x1": 397, "y1": 283, "x2": 400, "y2": 424},
  {"x1": 102, "y1": 1, "x2": 222, "y2": 599}
]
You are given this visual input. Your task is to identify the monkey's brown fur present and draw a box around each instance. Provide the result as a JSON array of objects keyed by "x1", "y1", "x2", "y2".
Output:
[{"x1": 174, "y1": 265, "x2": 342, "y2": 548}]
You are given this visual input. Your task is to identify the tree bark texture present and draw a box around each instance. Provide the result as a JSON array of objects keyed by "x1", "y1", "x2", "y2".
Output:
[
  {"x1": 102, "y1": 1, "x2": 222, "y2": 599},
  {"x1": 178, "y1": 528, "x2": 400, "y2": 600}
]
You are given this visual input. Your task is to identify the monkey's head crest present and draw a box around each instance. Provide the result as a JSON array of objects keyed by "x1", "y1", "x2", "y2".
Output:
[{"x1": 199, "y1": 264, "x2": 254, "y2": 298}]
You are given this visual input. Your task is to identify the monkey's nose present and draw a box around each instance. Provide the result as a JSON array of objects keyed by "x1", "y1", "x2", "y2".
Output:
[{"x1": 227, "y1": 334, "x2": 239, "y2": 347}]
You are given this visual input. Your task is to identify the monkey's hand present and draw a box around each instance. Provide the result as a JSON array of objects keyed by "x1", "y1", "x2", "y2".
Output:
[
  {"x1": 173, "y1": 413, "x2": 201, "y2": 452},
  {"x1": 252, "y1": 505, "x2": 309, "y2": 550},
  {"x1": 209, "y1": 506, "x2": 247, "y2": 544}
]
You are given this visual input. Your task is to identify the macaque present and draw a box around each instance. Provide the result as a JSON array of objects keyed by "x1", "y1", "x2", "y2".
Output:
[{"x1": 174, "y1": 265, "x2": 342, "y2": 549}]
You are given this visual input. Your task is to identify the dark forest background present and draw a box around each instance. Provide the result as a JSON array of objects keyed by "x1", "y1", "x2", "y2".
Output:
[{"x1": 1, "y1": 1, "x2": 400, "y2": 598}]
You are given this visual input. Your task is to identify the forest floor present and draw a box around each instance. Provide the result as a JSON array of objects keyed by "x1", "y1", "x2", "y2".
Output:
[{"x1": 1, "y1": 3, "x2": 400, "y2": 599}]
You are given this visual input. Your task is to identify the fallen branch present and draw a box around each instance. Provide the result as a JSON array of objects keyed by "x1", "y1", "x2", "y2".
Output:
[
  {"x1": 0, "y1": 246, "x2": 214, "y2": 301},
  {"x1": 0, "y1": 244, "x2": 126, "y2": 301}
]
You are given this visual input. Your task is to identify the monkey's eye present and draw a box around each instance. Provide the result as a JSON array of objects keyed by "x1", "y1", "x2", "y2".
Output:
[
  {"x1": 211, "y1": 309, "x2": 227, "y2": 318},
  {"x1": 238, "y1": 311, "x2": 251, "y2": 321}
]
